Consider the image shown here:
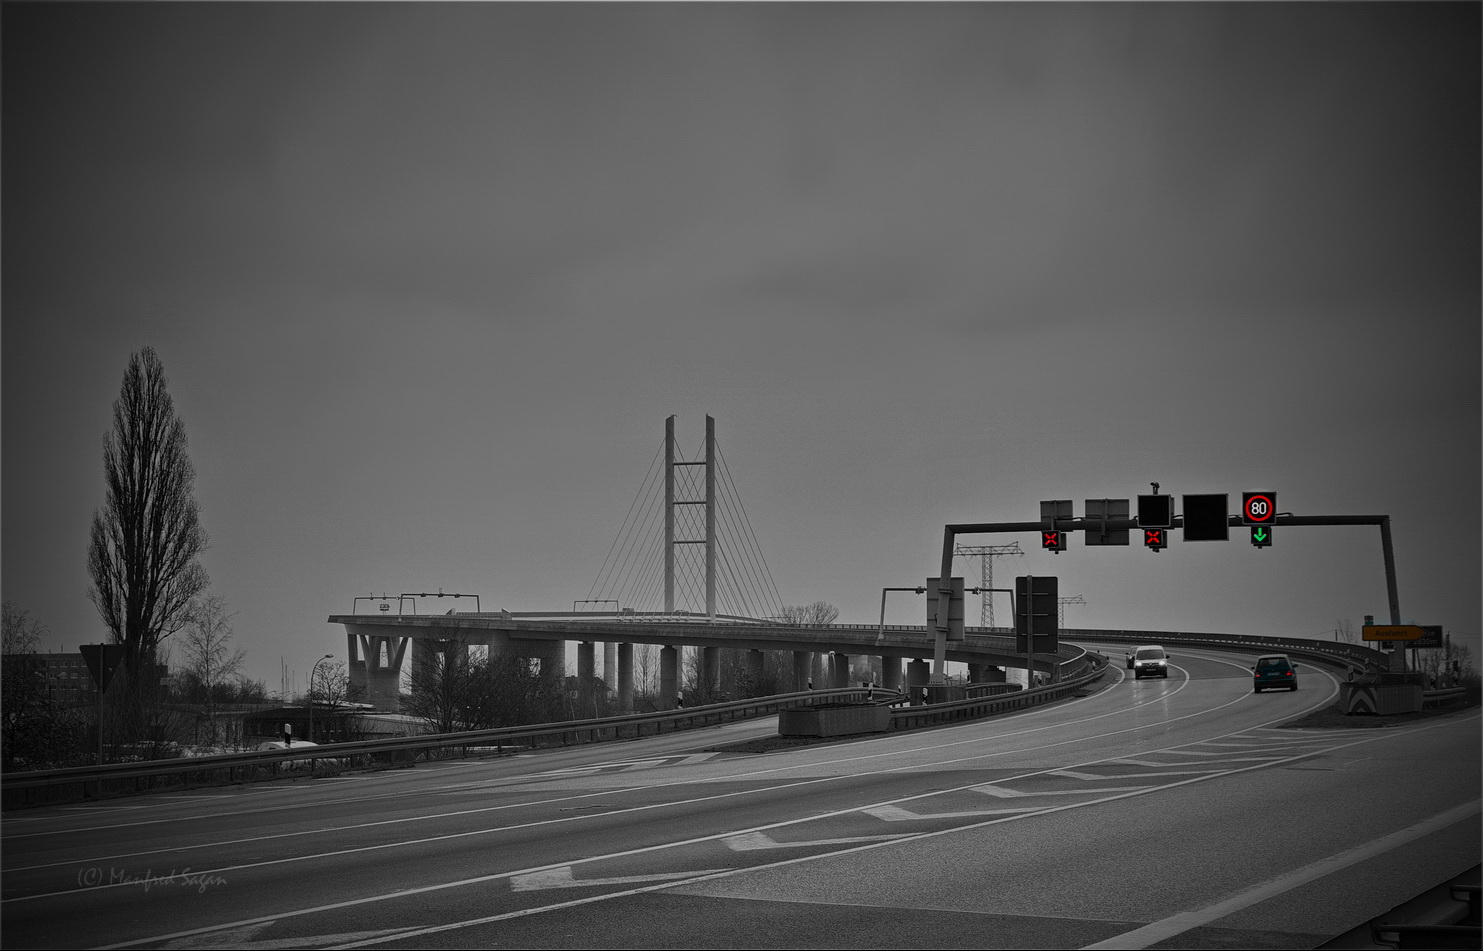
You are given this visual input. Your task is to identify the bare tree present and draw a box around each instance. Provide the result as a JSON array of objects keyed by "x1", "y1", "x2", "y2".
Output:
[
  {"x1": 405, "y1": 639, "x2": 474, "y2": 734},
  {"x1": 779, "y1": 602, "x2": 840, "y2": 692},
  {"x1": 2, "y1": 602, "x2": 79, "y2": 769},
  {"x1": 2, "y1": 600, "x2": 44, "y2": 657},
  {"x1": 633, "y1": 643, "x2": 659, "y2": 700},
  {"x1": 88, "y1": 347, "x2": 209, "y2": 678},
  {"x1": 1416, "y1": 640, "x2": 1476, "y2": 691},
  {"x1": 304, "y1": 661, "x2": 364, "y2": 742},
  {"x1": 177, "y1": 595, "x2": 246, "y2": 747},
  {"x1": 781, "y1": 601, "x2": 839, "y2": 627}
]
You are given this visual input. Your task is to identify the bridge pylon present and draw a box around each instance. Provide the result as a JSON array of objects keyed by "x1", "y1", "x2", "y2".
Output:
[{"x1": 665, "y1": 414, "x2": 717, "y2": 621}]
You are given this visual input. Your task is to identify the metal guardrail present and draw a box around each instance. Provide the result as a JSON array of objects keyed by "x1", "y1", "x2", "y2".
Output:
[
  {"x1": 0, "y1": 687, "x2": 883, "y2": 809},
  {"x1": 1059, "y1": 628, "x2": 1391, "y2": 673},
  {"x1": 892, "y1": 660, "x2": 1108, "y2": 730},
  {"x1": 1422, "y1": 687, "x2": 1468, "y2": 708}
]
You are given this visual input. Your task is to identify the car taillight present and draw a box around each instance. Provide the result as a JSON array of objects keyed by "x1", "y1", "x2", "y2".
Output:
[{"x1": 1285, "y1": 671, "x2": 1293, "y2": 677}]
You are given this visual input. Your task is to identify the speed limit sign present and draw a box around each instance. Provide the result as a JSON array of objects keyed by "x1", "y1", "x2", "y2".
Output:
[{"x1": 1241, "y1": 492, "x2": 1276, "y2": 525}]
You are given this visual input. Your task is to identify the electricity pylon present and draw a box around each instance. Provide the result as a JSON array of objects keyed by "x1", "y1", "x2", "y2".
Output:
[
  {"x1": 954, "y1": 542, "x2": 1025, "y2": 627},
  {"x1": 1058, "y1": 595, "x2": 1087, "y2": 629}
]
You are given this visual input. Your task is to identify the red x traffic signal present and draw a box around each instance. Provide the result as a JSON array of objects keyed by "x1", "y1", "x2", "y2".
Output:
[
  {"x1": 1143, "y1": 528, "x2": 1167, "y2": 552},
  {"x1": 1042, "y1": 530, "x2": 1066, "y2": 553}
]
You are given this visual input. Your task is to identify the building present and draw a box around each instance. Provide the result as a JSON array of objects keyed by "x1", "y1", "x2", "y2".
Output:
[{"x1": 28, "y1": 653, "x2": 100, "y2": 707}]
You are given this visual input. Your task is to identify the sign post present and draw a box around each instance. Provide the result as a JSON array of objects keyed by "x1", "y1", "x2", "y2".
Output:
[
  {"x1": 1015, "y1": 575, "x2": 1058, "y2": 685},
  {"x1": 79, "y1": 644, "x2": 126, "y2": 766}
]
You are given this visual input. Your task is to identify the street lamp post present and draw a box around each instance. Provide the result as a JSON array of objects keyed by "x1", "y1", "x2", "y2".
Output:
[{"x1": 307, "y1": 654, "x2": 333, "y2": 744}]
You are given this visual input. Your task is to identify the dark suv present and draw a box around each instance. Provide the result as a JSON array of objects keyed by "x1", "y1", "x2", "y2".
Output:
[{"x1": 1252, "y1": 654, "x2": 1298, "y2": 693}]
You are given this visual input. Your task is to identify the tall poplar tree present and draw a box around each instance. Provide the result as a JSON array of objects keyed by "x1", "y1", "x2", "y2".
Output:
[{"x1": 87, "y1": 347, "x2": 209, "y2": 676}]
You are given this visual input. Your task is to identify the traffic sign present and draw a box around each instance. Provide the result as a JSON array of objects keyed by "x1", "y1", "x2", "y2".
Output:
[
  {"x1": 1084, "y1": 498, "x2": 1129, "y2": 546},
  {"x1": 1182, "y1": 493, "x2": 1229, "y2": 541},
  {"x1": 1242, "y1": 492, "x2": 1277, "y2": 525},
  {"x1": 1137, "y1": 494, "x2": 1173, "y2": 529},
  {"x1": 1415, "y1": 625, "x2": 1445, "y2": 649},
  {"x1": 1040, "y1": 499, "x2": 1072, "y2": 530},
  {"x1": 1143, "y1": 528, "x2": 1167, "y2": 552},
  {"x1": 79, "y1": 644, "x2": 127, "y2": 692},
  {"x1": 1362, "y1": 624, "x2": 1427, "y2": 642},
  {"x1": 927, "y1": 577, "x2": 965, "y2": 642},
  {"x1": 1250, "y1": 525, "x2": 1273, "y2": 548},
  {"x1": 1041, "y1": 530, "x2": 1066, "y2": 553},
  {"x1": 1014, "y1": 575, "x2": 1058, "y2": 652}
]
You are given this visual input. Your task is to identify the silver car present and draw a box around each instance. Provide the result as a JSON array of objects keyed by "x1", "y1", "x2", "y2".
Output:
[{"x1": 1131, "y1": 645, "x2": 1170, "y2": 679}]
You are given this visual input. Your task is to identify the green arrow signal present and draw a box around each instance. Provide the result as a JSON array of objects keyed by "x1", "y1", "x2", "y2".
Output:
[
  {"x1": 1254, "y1": 528, "x2": 1268, "y2": 541},
  {"x1": 1251, "y1": 526, "x2": 1272, "y2": 547}
]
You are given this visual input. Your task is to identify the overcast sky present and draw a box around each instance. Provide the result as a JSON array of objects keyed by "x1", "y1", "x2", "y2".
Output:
[{"x1": 4, "y1": 3, "x2": 1478, "y2": 693}]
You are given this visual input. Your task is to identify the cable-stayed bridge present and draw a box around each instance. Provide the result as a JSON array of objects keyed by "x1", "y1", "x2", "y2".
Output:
[
  {"x1": 329, "y1": 416, "x2": 1055, "y2": 712},
  {"x1": 583, "y1": 414, "x2": 786, "y2": 622}
]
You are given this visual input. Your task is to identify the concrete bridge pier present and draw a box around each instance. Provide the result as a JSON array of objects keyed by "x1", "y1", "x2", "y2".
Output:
[
  {"x1": 830, "y1": 652, "x2": 851, "y2": 688},
  {"x1": 411, "y1": 637, "x2": 468, "y2": 686},
  {"x1": 661, "y1": 645, "x2": 679, "y2": 708},
  {"x1": 967, "y1": 662, "x2": 1008, "y2": 683},
  {"x1": 604, "y1": 642, "x2": 616, "y2": 697},
  {"x1": 577, "y1": 642, "x2": 596, "y2": 704},
  {"x1": 347, "y1": 633, "x2": 409, "y2": 712},
  {"x1": 881, "y1": 657, "x2": 902, "y2": 693},
  {"x1": 792, "y1": 651, "x2": 811, "y2": 690},
  {"x1": 701, "y1": 646, "x2": 721, "y2": 698},
  {"x1": 746, "y1": 649, "x2": 764, "y2": 697},
  {"x1": 907, "y1": 658, "x2": 930, "y2": 704},
  {"x1": 617, "y1": 643, "x2": 633, "y2": 711}
]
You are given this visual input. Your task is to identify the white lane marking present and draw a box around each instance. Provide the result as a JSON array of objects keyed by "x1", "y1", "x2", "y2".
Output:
[
  {"x1": 864, "y1": 804, "x2": 1040, "y2": 821},
  {"x1": 723, "y1": 831, "x2": 917, "y2": 850},
  {"x1": 1079, "y1": 800, "x2": 1482, "y2": 950},
  {"x1": 510, "y1": 866, "x2": 730, "y2": 891},
  {"x1": 1066, "y1": 768, "x2": 1242, "y2": 778},
  {"x1": 157, "y1": 923, "x2": 416, "y2": 949},
  {"x1": 539, "y1": 759, "x2": 669, "y2": 775},
  {"x1": 1111, "y1": 756, "x2": 1283, "y2": 767},
  {"x1": 974, "y1": 785, "x2": 1153, "y2": 798}
]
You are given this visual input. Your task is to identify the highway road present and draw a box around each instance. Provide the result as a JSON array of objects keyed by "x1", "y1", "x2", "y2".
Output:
[{"x1": 3, "y1": 645, "x2": 1478, "y2": 949}]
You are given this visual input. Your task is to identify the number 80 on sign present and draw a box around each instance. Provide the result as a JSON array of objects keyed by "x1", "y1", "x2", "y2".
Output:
[{"x1": 1241, "y1": 492, "x2": 1277, "y2": 525}]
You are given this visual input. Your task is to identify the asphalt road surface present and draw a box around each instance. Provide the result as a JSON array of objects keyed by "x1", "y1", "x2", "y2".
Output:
[{"x1": 3, "y1": 646, "x2": 1477, "y2": 950}]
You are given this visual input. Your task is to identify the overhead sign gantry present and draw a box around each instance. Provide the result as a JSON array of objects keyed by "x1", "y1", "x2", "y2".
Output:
[{"x1": 928, "y1": 488, "x2": 1406, "y2": 686}]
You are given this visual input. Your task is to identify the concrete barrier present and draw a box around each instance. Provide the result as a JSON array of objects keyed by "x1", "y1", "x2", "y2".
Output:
[
  {"x1": 1341, "y1": 682, "x2": 1423, "y2": 715},
  {"x1": 779, "y1": 703, "x2": 891, "y2": 737}
]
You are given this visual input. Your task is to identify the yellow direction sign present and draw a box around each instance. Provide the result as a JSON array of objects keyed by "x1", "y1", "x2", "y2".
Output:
[{"x1": 1362, "y1": 624, "x2": 1427, "y2": 642}]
